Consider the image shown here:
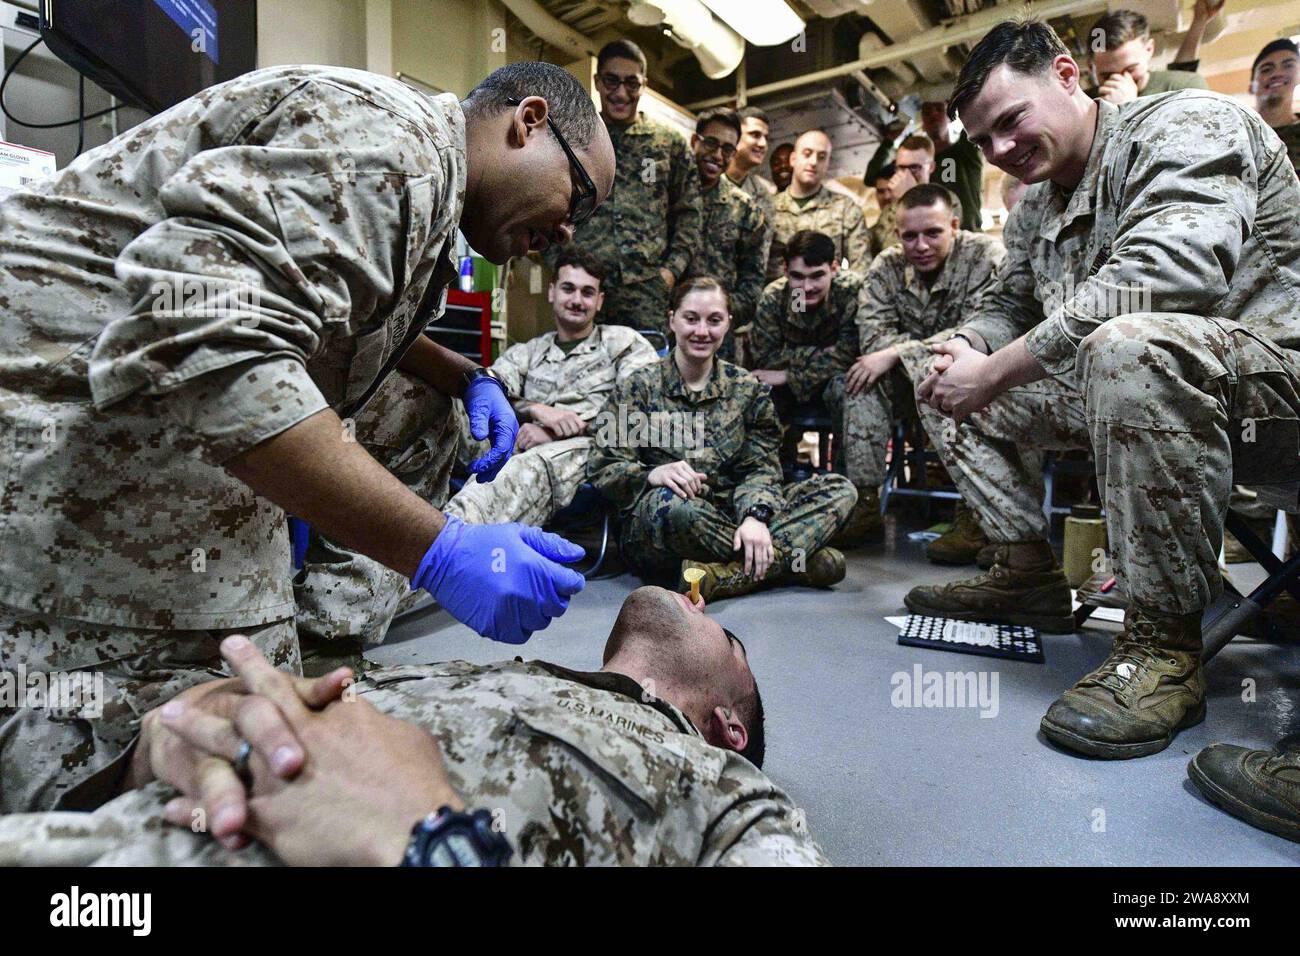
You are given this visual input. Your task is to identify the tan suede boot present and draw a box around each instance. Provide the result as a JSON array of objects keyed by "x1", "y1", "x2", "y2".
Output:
[
  {"x1": 830, "y1": 488, "x2": 882, "y2": 548},
  {"x1": 926, "y1": 503, "x2": 990, "y2": 565},
  {"x1": 904, "y1": 540, "x2": 1075, "y2": 632},
  {"x1": 680, "y1": 547, "x2": 846, "y2": 601},
  {"x1": 1041, "y1": 606, "x2": 1205, "y2": 759}
]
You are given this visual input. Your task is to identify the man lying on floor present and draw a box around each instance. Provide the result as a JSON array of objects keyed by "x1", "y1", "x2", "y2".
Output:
[{"x1": 0, "y1": 587, "x2": 824, "y2": 867}]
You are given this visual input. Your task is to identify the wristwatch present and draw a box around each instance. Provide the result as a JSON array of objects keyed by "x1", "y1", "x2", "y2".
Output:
[
  {"x1": 400, "y1": 806, "x2": 513, "y2": 867},
  {"x1": 744, "y1": 504, "x2": 775, "y2": 525},
  {"x1": 459, "y1": 365, "x2": 505, "y2": 398}
]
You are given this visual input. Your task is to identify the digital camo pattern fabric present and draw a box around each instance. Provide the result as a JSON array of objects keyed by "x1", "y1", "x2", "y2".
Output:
[
  {"x1": 731, "y1": 170, "x2": 777, "y2": 230},
  {"x1": 447, "y1": 325, "x2": 659, "y2": 527},
  {"x1": 962, "y1": 93, "x2": 1300, "y2": 367},
  {"x1": 837, "y1": 231, "x2": 1007, "y2": 488},
  {"x1": 0, "y1": 65, "x2": 466, "y2": 632},
  {"x1": 545, "y1": 111, "x2": 702, "y2": 329},
  {"x1": 491, "y1": 324, "x2": 661, "y2": 424},
  {"x1": 867, "y1": 201, "x2": 900, "y2": 263},
  {"x1": 0, "y1": 661, "x2": 828, "y2": 866},
  {"x1": 683, "y1": 176, "x2": 771, "y2": 326},
  {"x1": 0, "y1": 614, "x2": 299, "y2": 814},
  {"x1": 0, "y1": 66, "x2": 466, "y2": 813},
  {"x1": 1275, "y1": 120, "x2": 1300, "y2": 174},
  {"x1": 857, "y1": 231, "x2": 1005, "y2": 368},
  {"x1": 950, "y1": 93, "x2": 1300, "y2": 615},
  {"x1": 587, "y1": 355, "x2": 787, "y2": 520},
  {"x1": 293, "y1": 370, "x2": 458, "y2": 656},
  {"x1": 620, "y1": 475, "x2": 856, "y2": 577},
  {"x1": 765, "y1": 186, "x2": 870, "y2": 282},
  {"x1": 586, "y1": 355, "x2": 854, "y2": 573},
  {"x1": 750, "y1": 272, "x2": 863, "y2": 403}
]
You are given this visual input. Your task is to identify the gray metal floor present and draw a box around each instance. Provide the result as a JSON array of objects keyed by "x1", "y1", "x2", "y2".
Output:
[{"x1": 374, "y1": 515, "x2": 1300, "y2": 866}]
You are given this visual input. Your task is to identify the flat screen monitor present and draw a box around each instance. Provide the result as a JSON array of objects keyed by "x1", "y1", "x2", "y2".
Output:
[{"x1": 39, "y1": 0, "x2": 257, "y2": 114}]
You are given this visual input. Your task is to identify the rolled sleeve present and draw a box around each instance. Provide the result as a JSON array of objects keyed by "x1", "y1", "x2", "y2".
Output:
[
  {"x1": 159, "y1": 356, "x2": 329, "y2": 464},
  {"x1": 87, "y1": 78, "x2": 452, "y2": 452}
]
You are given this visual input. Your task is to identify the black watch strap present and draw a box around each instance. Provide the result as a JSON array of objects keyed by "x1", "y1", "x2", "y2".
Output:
[
  {"x1": 460, "y1": 366, "x2": 503, "y2": 398},
  {"x1": 745, "y1": 504, "x2": 775, "y2": 524},
  {"x1": 401, "y1": 806, "x2": 513, "y2": 867}
]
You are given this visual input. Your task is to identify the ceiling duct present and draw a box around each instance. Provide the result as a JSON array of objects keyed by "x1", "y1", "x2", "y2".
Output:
[
  {"x1": 628, "y1": 0, "x2": 746, "y2": 79},
  {"x1": 498, "y1": 0, "x2": 596, "y2": 60}
]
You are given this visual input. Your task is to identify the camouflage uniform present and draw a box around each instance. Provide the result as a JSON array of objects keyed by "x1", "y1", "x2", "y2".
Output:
[
  {"x1": 728, "y1": 169, "x2": 777, "y2": 230},
  {"x1": 447, "y1": 325, "x2": 659, "y2": 526},
  {"x1": 0, "y1": 66, "x2": 467, "y2": 810},
  {"x1": 587, "y1": 356, "x2": 856, "y2": 577},
  {"x1": 292, "y1": 370, "x2": 458, "y2": 660},
  {"x1": 545, "y1": 112, "x2": 701, "y2": 333},
  {"x1": 1275, "y1": 119, "x2": 1300, "y2": 173},
  {"x1": 844, "y1": 232, "x2": 1006, "y2": 487},
  {"x1": 0, "y1": 660, "x2": 828, "y2": 866},
  {"x1": 947, "y1": 94, "x2": 1300, "y2": 617},
  {"x1": 867, "y1": 201, "x2": 899, "y2": 263},
  {"x1": 765, "y1": 187, "x2": 870, "y2": 283},
  {"x1": 751, "y1": 273, "x2": 866, "y2": 488},
  {"x1": 683, "y1": 175, "x2": 770, "y2": 328}
]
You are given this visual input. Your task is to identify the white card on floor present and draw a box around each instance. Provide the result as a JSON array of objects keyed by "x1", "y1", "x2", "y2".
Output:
[{"x1": 897, "y1": 614, "x2": 1044, "y2": 663}]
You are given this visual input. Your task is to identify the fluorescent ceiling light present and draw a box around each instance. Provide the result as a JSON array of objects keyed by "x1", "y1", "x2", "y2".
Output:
[{"x1": 699, "y1": 0, "x2": 803, "y2": 46}]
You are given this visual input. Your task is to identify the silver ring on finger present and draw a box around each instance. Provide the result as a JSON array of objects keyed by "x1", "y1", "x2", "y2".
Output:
[{"x1": 234, "y1": 739, "x2": 254, "y2": 789}]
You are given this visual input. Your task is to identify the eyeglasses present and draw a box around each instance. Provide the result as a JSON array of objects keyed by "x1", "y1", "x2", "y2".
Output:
[
  {"x1": 507, "y1": 97, "x2": 598, "y2": 226},
  {"x1": 697, "y1": 135, "x2": 737, "y2": 161},
  {"x1": 596, "y1": 72, "x2": 643, "y2": 94}
]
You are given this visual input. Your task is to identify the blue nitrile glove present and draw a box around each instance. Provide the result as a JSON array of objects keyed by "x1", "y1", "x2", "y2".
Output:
[
  {"x1": 465, "y1": 374, "x2": 518, "y2": 483},
  {"x1": 411, "y1": 514, "x2": 586, "y2": 644},
  {"x1": 288, "y1": 516, "x2": 311, "y2": 570}
]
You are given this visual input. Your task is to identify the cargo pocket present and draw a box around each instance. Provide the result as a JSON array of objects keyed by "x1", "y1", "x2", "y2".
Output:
[{"x1": 1224, "y1": 327, "x2": 1300, "y2": 487}]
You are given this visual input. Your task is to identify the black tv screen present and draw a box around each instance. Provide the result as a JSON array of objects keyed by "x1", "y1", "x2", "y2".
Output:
[{"x1": 39, "y1": 0, "x2": 257, "y2": 114}]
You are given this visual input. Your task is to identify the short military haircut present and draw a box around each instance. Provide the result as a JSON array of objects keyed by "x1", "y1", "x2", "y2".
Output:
[
  {"x1": 1090, "y1": 9, "x2": 1150, "y2": 54},
  {"x1": 597, "y1": 38, "x2": 647, "y2": 73},
  {"x1": 696, "y1": 107, "x2": 741, "y2": 138},
  {"x1": 899, "y1": 133, "x2": 935, "y2": 155},
  {"x1": 737, "y1": 105, "x2": 770, "y2": 126},
  {"x1": 1254, "y1": 38, "x2": 1300, "y2": 77},
  {"x1": 949, "y1": 18, "x2": 1071, "y2": 120},
  {"x1": 876, "y1": 162, "x2": 897, "y2": 183},
  {"x1": 784, "y1": 230, "x2": 837, "y2": 267},
  {"x1": 899, "y1": 182, "x2": 956, "y2": 213},
  {"x1": 723, "y1": 628, "x2": 765, "y2": 768},
  {"x1": 671, "y1": 274, "x2": 731, "y2": 314},
  {"x1": 551, "y1": 246, "x2": 608, "y2": 288},
  {"x1": 464, "y1": 61, "x2": 602, "y2": 150}
]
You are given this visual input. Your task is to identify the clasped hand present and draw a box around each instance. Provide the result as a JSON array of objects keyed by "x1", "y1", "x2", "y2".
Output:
[{"x1": 916, "y1": 337, "x2": 995, "y2": 423}]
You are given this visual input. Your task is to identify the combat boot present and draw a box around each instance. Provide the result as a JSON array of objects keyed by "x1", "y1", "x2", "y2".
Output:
[
  {"x1": 782, "y1": 547, "x2": 846, "y2": 588},
  {"x1": 679, "y1": 546, "x2": 847, "y2": 602},
  {"x1": 1188, "y1": 741, "x2": 1300, "y2": 843},
  {"x1": 830, "y1": 488, "x2": 882, "y2": 548},
  {"x1": 903, "y1": 540, "x2": 1074, "y2": 633},
  {"x1": 975, "y1": 543, "x2": 998, "y2": 569},
  {"x1": 679, "y1": 559, "x2": 766, "y2": 601},
  {"x1": 1040, "y1": 607, "x2": 1204, "y2": 759},
  {"x1": 926, "y1": 503, "x2": 990, "y2": 565}
]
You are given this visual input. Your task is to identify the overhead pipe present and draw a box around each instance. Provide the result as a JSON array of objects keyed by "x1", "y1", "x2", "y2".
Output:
[
  {"x1": 499, "y1": 0, "x2": 598, "y2": 60},
  {"x1": 686, "y1": 0, "x2": 1109, "y2": 109}
]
